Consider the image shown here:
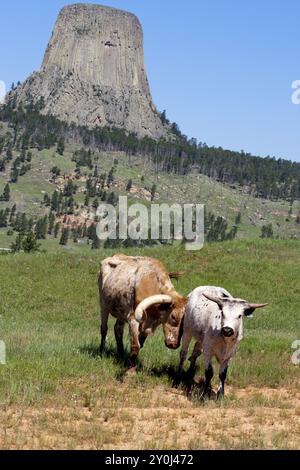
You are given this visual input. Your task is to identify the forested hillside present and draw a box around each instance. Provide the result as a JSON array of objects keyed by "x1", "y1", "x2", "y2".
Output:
[
  {"x1": 1, "y1": 102, "x2": 300, "y2": 201},
  {"x1": 0, "y1": 102, "x2": 300, "y2": 253}
]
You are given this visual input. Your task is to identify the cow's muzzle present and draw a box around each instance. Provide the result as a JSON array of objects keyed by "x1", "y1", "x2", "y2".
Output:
[
  {"x1": 165, "y1": 340, "x2": 179, "y2": 350},
  {"x1": 221, "y1": 327, "x2": 234, "y2": 337}
]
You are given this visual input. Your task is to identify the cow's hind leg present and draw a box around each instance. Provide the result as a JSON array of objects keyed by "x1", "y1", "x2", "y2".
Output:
[
  {"x1": 114, "y1": 319, "x2": 125, "y2": 357},
  {"x1": 100, "y1": 303, "x2": 109, "y2": 355},
  {"x1": 173, "y1": 330, "x2": 192, "y2": 387}
]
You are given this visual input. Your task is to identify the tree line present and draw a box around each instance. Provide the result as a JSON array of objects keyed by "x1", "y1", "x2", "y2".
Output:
[{"x1": 1, "y1": 101, "x2": 299, "y2": 202}]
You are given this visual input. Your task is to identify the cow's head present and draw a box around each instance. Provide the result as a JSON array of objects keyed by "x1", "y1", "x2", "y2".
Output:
[
  {"x1": 134, "y1": 295, "x2": 186, "y2": 349},
  {"x1": 203, "y1": 293, "x2": 268, "y2": 340}
]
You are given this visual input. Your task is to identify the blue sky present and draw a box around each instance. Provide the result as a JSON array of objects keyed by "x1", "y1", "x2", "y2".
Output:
[{"x1": 1, "y1": 0, "x2": 300, "y2": 161}]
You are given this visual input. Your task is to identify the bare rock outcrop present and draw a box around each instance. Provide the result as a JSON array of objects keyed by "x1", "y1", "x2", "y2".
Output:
[{"x1": 7, "y1": 4, "x2": 167, "y2": 138}]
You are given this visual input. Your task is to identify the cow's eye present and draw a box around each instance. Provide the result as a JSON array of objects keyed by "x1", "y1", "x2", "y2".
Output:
[{"x1": 238, "y1": 314, "x2": 242, "y2": 319}]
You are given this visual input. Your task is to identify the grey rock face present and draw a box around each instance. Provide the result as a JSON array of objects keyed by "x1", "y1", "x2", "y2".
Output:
[{"x1": 8, "y1": 4, "x2": 167, "y2": 138}]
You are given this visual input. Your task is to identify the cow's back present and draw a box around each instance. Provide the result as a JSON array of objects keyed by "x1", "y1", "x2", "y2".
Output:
[{"x1": 99, "y1": 254, "x2": 178, "y2": 319}]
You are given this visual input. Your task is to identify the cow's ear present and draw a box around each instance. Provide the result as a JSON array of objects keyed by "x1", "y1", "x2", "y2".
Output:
[
  {"x1": 244, "y1": 303, "x2": 268, "y2": 316},
  {"x1": 244, "y1": 307, "x2": 255, "y2": 317}
]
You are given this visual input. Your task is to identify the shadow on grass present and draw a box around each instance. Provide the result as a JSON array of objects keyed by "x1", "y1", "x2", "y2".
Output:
[
  {"x1": 80, "y1": 344, "x2": 216, "y2": 402},
  {"x1": 79, "y1": 343, "x2": 142, "y2": 382}
]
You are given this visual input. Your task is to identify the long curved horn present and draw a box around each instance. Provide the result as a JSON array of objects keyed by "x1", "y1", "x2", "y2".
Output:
[
  {"x1": 134, "y1": 295, "x2": 172, "y2": 323},
  {"x1": 248, "y1": 303, "x2": 268, "y2": 309},
  {"x1": 203, "y1": 293, "x2": 224, "y2": 308}
]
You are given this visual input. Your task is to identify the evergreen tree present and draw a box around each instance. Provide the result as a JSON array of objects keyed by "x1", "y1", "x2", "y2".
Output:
[
  {"x1": 35, "y1": 216, "x2": 48, "y2": 239},
  {"x1": 107, "y1": 167, "x2": 114, "y2": 187},
  {"x1": 9, "y1": 204, "x2": 16, "y2": 223},
  {"x1": 57, "y1": 137, "x2": 65, "y2": 156},
  {"x1": 84, "y1": 195, "x2": 90, "y2": 207},
  {"x1": 51, "y1": 191, "x2": 60, "y2": 212},
  {"x1": 11, "y1": 233, "x2": 23, "y2": 252},
  {"x1": 92, "y1": 198, "x2": 99, "y2": 210},
  {"x1": 0, "y1": 210, "x2": 7, "y2": 228},
  {"x1": 10, "y1": 167, "x2": 19, "y2": 183},
  {"x1": 54, "y1": 222, "x2": 60, "y2": 238},
  {"x1": 43, "y1": 193, "x2": 51, "y2": 207},
  {"x1": 126, "y1": 179, "x2": 133, "y2": 192},
  {"x1": 59, "y1": 227, "x2": 69, "y2": 245},
  {"x1": 151, "y1": 184, "x2": 157, "y2": 202},
  {"x1": 93, "y1": 165, "x2": 99, "y2": 178},
  {"x1": 235, "y1": 212, "x2": 242, "y2": 225},
  {"x1": 3, "y1": 184, "x2": 10, "y2": 202},
  {"x1": 22, "y1": 232, "x2": 41, "y2": 253},
  {"x1": 261, "y1": 223, "x2": 274, "y2": 239},
  {"x1": 48, "y1": 212, "x2": 55, "y2": 235}
]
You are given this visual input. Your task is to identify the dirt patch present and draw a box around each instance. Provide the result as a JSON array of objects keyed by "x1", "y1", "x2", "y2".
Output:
[{"x1": 0, "y1": 385, "x2": 299, "y2": 450}]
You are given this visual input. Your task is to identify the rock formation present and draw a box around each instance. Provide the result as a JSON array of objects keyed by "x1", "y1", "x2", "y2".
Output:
[{"x1": 7, "y1": 3, "x2": 167, "y2": 138}]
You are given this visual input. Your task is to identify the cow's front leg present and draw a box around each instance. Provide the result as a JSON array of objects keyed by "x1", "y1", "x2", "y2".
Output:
[
  {"x1": 128, "y1": 315, "x2": 140, "y2": 368},
  {"x1": 217, "y1": 362, "x2": 228, "y2": 399},
  {"x1": 203, "y1": 358, "x2": 214, "y2": 399},
  {"x1": 138, "y1": 333, "x2": 147, "y2": 348},
  {"x1": 188, "y1": 341, "x2": 202, "y2": 375},
  {"x1": 114, "y1": 319, "x2": 125, "y2": 357}
]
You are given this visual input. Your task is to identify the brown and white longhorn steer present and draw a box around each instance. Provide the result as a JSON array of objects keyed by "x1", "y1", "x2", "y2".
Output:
[{"x1": 98, "y1": 254, "x2": 187, "y2": 367}]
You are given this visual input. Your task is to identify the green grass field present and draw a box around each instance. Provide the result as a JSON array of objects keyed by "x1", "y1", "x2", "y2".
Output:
[{"x1": 0, "y1": 240, "x2": 299, "y2": 449}]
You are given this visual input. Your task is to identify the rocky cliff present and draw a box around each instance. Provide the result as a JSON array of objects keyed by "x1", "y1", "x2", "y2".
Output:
[{"x1": 7, "y1": 3, "x2": 167, "y2": 139}]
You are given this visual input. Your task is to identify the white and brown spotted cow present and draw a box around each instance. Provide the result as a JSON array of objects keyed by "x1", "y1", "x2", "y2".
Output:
[{"x1": 98, "y1": 254, "x2": 187, "y2": 367}]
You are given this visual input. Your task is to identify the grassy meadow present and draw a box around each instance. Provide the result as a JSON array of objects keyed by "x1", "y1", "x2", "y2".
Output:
[{"x1": 0, "y1": 240, "x2": 299, "y2": 449}]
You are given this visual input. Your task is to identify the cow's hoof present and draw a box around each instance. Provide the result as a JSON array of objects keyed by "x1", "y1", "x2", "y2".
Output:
[
  {"x1": 125, "y1": 366, "x2": 137, "y2": 376},
  {"x1": 172, "y1": 376, "x2": 181, "y2": 388}
]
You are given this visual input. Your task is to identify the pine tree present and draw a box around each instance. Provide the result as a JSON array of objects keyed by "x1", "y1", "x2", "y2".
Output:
[
  {"x1": 35, "y1": 216, "x2": 48, "y2": 239},
  {"x1": 9, "y1": 204, "x2": 16, "y2": 223},
  {"x1": 57, "y1": 137, "x2": 65, "y2": 156},
  {"x1": 235, "y1": 212, "x2": 242, "y2": 225},
  {"x1": 59, "y1": 227, "x2": 69, "y2": 245},
  {"x1": 261, "y1": 224, "x2": 274, "y2": 239},
  {"x1": 54, "y1": 222, "x2": 60, "y2": 238},
  {"x1": 107, "y1": 167, "x2": 114, "y2": 187},
  {"x1": 126, "y1": 179, "x2": 132, "y2": 192},
  {"x1": 51, "y1": 191, "x2": 59, "y2": 212},
  {"x1": 0, "y1": 210, "x2": 7, "y2": 228},
  {"x1": 22, "y1": 232, "x2": 41, "y2": 253},
  {"x1": 3, "y1": 184, "x2": 10, "y2": 202},
  {"x1": 10, "y1": 167, "x2": 19, "y2": 183},
  {"x1": 43, "y1": 193, "x2": 51, "y2": 207},
  {"x1": 11, "y1": 233, "x2": 23, "y2": 252},
  {"x1": 48, "y1": 212, "x2": 55, "y2": 235},
  {"x1": 93, "y1": 165, "x2": 99, "y2": 178},
  {"x1": 151, "y1": 184, "x2": 157, "y2": 202}
]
